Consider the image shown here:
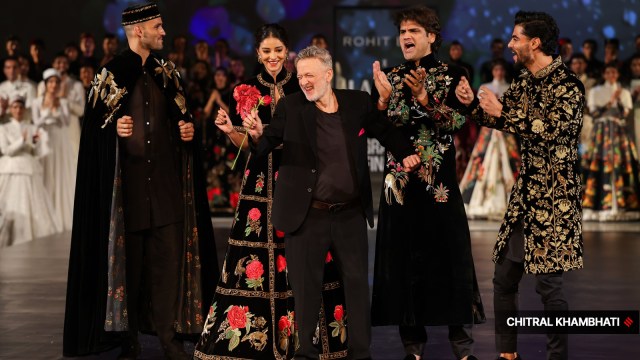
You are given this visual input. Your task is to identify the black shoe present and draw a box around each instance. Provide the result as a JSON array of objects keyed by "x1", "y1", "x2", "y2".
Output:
[
  {"x1": 163, "y1": 339, "x2": 190, "y2": 360},
  {"x1": 164, "y1": 351, "x2": 190, "y2": 360},
  {"x1": 117, "y1": 339, "x2": 140, "y2": 360}
]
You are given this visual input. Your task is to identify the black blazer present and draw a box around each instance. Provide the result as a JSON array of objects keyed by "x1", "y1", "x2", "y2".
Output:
[{"x1": 254, "y1": 88, "x2": 414, "y2": 233}]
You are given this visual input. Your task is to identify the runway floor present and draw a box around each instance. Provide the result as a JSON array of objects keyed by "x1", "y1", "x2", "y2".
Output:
[{"x1": 1, "y1": 219, "x2": 639, "y2": 359}]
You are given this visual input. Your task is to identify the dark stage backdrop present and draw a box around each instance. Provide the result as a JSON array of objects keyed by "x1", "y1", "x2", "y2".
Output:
[
  {"x1": 3, "y1": 0, "x2": 638, "y2": 173},
  {"x1": 2, "y1": 0, "x2": 638, "y2": 66}
]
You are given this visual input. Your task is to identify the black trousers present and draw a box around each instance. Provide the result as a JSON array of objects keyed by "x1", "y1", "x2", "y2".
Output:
[
  {"x1": 285, "y1": 206, "x2": 370, "y2": 360},
  {"x1": 125, "y1": 222, "x2": 183, "y2": 354},
  {"x1": 493, "y1": 225, "x2": 568, "y2": 360},
  {"x1": 400, "y1": 324, "x2": 474, "y2": 359}
]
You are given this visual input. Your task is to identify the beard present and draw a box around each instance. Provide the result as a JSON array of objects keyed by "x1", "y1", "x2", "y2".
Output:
[
  {"x1": 513, "y1": 49, "x2": 533, "y2": 67},
  {"x1": 303, "y1": 81, "x2": 329, "y2": 102},
  {"x1": 141, "y1": 33, "x2": 163, "y2": 51}
]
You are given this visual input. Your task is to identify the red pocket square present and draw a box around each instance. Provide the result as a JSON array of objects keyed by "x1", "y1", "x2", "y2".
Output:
[{"x1": 358, "y1": 128, "x2": 365, "y2": 136}]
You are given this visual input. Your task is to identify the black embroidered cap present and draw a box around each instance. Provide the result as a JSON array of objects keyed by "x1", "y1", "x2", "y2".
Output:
[{"x1": 121, "y1": 2, "x2": 161, "y2": 26}]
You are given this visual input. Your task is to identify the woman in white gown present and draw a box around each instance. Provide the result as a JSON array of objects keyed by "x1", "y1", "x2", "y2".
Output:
[
  {"x1": 459, "y1": 59, "x2": 521, "y2": 219},
  {"x1": 0, "y1": 95, "x2": 62, "y2": 247},
  {"x1": 582, "y1": 64, "x2": 640, "y2": 221},
  {"x1": 36, "y1": 54, "x2": 85, "y2": 155},
  {"x1": 32, "y1": 68, "x2": 77, "y2": 231}
]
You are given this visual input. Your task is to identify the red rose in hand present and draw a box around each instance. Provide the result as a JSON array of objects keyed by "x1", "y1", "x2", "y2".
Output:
[
  {"x1": 227, "y1": 305, "x2": 248, "y2": 329},
  {"x1": 245, "y1": 259, "x2": 264, "y2": 279},
  {"x1": 233, "y1": 84, "x2": 261, "y2": 116},
  {"x1": 276, "y1": 254, "x2": 287, "y2": 273},
  {"x1": 248, "y1": 208, "x2": 261, "y2": 221},
  {"x1": 278, "y1": 315, "x2": 291, "y2": 335},
  {"x1": 262, "y1": 95, "x2": 272, "y2": 106},
  {"x1": 334, "y1": 305, "x2": 344, "y2": 322}
]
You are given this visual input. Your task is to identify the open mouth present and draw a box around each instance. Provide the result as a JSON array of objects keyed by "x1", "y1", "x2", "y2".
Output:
[{"x1": 404, "y1": 42, "x2": 415, "y2": 50}]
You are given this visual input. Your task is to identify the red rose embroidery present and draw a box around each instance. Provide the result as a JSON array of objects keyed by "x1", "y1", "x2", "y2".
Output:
[
  {"x1": 244, "y1": 169, "x2": 250, "y2": 178},
  {"x1": 334, "y1": 305, "x2": 344, "y2": 321},
  {"x1": 227, "y1": 305, "x2": 248, "y2": 329},
  {"x1": 278, "y1": 315, "x2": 291, "y2": 335},
  {"x1": 245, "y1": 259, "x2": 264, "y2": 279},
  {"x1": 275, "y1": 230, "x2": 285, "y2": 238},
  {"x1": 248, "y1": 208, "x2": 261, "y2": 221},
  {"x1": 229, "y1": 192, "x2": 239, "y2": 209},
  {"x1": 276, "y1": 254, "x2": 287, "y2": 273}
]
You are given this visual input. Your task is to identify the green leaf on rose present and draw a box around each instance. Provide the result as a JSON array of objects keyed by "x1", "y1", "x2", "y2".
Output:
[
  {"x1": 228, "y1": 333, "x2": 240, "y2": 351},
  {"x1": 340, "y1": 326, "x2": 347, "y2": 343},
  {"x1": 331, "y1": 326, "x2": 340, "y2": 337}
]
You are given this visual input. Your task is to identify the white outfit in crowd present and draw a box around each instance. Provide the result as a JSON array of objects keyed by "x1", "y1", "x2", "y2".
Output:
[
  {"x1": 459, "y1": 79, "x2": 520, "y2": 219},
  {"x1": 0, "y1": 117, "x2": 62, "y2": 247},
  {"x1": 0, "y1": 79, "x2": 37, "y2": 122},
  {"x1": 37, "y1": 76, "x2": 85, "y2": 154},
  {"x1": 32, "y1": 98, "x2": 77, "y2": 231}
]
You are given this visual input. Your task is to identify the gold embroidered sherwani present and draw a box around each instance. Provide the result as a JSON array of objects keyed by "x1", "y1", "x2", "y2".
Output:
[{"x1": 469, "y1": 57, "x2": 585, "y2": 274}]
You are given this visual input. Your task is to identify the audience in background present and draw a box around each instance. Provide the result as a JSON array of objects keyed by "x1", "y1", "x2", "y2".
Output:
[
  {"x1": 27, "y1": 39, "x2": 49, "y2": 82},
  {"x1": 3, "y1": 28, "x2": 640, "y2": 248},
  {"x1": 99, "y1": 33, "x2": 118, "y2": 67}
]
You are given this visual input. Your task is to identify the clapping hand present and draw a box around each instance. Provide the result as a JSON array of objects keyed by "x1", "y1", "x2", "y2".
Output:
[
  {"x1": 372, "y1": 61, "x2": 392, "y2": 104},
  {"x1": 404, "y1": 67, "x2": 427, "y2": 99}
]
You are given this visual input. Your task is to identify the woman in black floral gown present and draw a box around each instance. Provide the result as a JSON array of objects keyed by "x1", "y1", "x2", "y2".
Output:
[{"x1": 194, "y1": 24, "x2": 348, "y2": 360}]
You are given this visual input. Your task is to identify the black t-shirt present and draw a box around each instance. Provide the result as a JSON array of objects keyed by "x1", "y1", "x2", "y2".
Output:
[{"x1": 312, "y1": 109, "x2": 358, "y2": 203}]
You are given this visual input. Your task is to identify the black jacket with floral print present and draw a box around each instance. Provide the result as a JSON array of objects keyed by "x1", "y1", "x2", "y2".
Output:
[
  {"x1": 373, "y1": 53, "x2": 467, "y2": 204},
  {"x1": 469, "y1": 56, "x2": 585, "y2": 274},
  {"x1": 371, "y1": 54, "x2": 484, "y2": 327}
]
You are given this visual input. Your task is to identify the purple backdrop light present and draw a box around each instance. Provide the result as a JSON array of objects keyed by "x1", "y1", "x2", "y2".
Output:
[
  {"x1": 281, "y1": 0, "x2": 312, "y2": 20},
  {"x1": 229, "y1": 26, "x2": 256, "y2": 56},
  {"x1": 189, "y1": 7, "x2": 233, "y2": 44},
  {"x1": 256, "y1": 0, "x2": 286, "y2": 23}
]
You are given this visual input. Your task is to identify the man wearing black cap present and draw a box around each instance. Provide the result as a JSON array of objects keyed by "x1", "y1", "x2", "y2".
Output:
[{"x1": 63, "y1": 3, "x2": 217, "y2": 360}]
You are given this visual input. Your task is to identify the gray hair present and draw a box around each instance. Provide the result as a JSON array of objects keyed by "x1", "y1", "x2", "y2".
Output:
[{"x1": 295, "y1": 45, "x2": 332, "y2": 69}]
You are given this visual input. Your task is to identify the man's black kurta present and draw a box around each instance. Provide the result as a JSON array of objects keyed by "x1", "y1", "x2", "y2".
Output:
[{"x1": 63, "y1": 49, "x2": 218, "y2": 356}]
